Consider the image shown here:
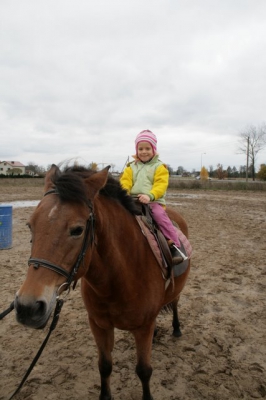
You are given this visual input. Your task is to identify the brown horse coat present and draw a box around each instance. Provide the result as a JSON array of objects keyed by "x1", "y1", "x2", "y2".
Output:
[{"x1": 14, "y1": 165, "x2": 190, "y2": 400}]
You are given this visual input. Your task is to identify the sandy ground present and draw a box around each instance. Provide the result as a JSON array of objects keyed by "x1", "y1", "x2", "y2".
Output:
[{"x1": 0, "y1": 186, "x2": 266, "y2": 400}]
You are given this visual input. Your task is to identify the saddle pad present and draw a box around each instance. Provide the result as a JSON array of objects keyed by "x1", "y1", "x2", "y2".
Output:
[
  {"x1": 135, "y1": 216, "x2": 164, "y2": 268},
  {"x1": 135, "y1": 216, "x2": 192, "y2": 279}
]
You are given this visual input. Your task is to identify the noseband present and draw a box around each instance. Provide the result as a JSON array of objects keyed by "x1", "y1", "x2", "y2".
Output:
[{"x1": 28, "y1": 189, "x2": 95, "y2": 289}]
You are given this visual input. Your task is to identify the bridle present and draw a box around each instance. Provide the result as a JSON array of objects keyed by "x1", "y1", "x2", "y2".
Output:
[
  {"x1": 28, "y1": 188, "x2": 96, "y2": 291},
  {"x1": 3, "y1": 188, "x2": 96, "y2": 399}
]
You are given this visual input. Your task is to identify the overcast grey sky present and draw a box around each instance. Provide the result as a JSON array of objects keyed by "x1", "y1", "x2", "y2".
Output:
[{"x1": 1, "y1": 0, "x2": 266, "y2": 172}]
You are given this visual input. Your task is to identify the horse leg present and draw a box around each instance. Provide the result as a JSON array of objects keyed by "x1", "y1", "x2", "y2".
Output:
[
  {"x1": 132, "y1": 323, "x2": 155, "y2": 400},
  {"x1": 172, "y1": 298, "x2": 182, "y2": 337},
  {"x1": 89, "y1": 317, "x2": 114, "y2": 400}
]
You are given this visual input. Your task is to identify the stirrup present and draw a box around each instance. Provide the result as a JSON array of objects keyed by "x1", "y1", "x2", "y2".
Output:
[{"x1": 172, "y1": 245, "x2": 188, "y2": 261}]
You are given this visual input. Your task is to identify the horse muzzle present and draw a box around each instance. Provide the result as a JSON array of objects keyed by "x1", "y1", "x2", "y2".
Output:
[{"x1": 14, "y1": 293, "x2": 56, "y2": 329}]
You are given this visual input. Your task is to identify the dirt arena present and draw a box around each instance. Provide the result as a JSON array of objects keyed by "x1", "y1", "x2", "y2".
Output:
[{"x1": 0, "y1": 185, "x2": 265, "y2": 400}]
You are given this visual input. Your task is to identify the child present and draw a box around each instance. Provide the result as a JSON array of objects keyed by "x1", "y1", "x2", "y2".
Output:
[{"x1": 120, "y1": 129, "x2": 185, "y2": 265}]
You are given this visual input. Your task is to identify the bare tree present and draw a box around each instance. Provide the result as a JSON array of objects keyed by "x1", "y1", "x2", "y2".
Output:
[
  {"x1": 177, "y1": 166, "x2": 184, "y2": 175},
  {"x1": 216, "y1": 164, "x2": 227, "y2": 180},
  {"x1": 26, "y1": 162, "x2": 46, "y2": 176},
  {"x1": 238, "y1": 124, "x2": 266, "y2": 181}
]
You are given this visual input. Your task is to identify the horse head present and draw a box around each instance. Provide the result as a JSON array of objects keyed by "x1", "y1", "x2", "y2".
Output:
[{"x1": 14, "y1": 164, "x2": 110, "y2": 329}]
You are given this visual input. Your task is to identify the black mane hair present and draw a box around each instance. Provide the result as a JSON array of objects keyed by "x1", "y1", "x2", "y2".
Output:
[{"x1": 51, "y1": 165, "x2": 139, "y2": 215}]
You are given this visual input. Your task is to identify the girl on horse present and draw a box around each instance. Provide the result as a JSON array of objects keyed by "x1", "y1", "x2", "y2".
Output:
[{"x1": 120, "y1": 129, "x2": 185, "y2": 265}]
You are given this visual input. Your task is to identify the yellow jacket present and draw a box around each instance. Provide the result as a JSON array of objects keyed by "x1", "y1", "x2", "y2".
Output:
[{"x1": 120, "y1": 155, "x2": 169, "y2": 206}]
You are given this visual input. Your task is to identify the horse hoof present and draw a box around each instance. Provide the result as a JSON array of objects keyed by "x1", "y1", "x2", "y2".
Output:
[{"x1": 173, "y1": 329, "x2": 182, "y2": 338}]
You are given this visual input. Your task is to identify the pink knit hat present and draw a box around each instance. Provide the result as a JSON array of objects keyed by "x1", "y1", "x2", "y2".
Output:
[{"x1": 135, "y1": 130, "x2": 157, "y2": 154}]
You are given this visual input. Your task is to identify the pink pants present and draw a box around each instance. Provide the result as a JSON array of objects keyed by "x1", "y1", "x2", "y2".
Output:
[{"x1": 149, "y1": 202, "x2": 181, "y2": 247}]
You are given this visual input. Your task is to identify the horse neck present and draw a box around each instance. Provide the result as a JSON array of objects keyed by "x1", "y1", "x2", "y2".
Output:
[
  {"x1": 84, "y1": 197, "x2": 163, "y2": 300},
  {"x1": 96, "y1": 196, "x2": 136, "y2": 242},
  {"x1": 89, "y1": 197, "x2": 140, "y2": 273}
]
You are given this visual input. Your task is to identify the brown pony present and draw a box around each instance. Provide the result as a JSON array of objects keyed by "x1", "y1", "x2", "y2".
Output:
[{"x1": 14, "y1": 165, "x2": 190, "y2": 400}]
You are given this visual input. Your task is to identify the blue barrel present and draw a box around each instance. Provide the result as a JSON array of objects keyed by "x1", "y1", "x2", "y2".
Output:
[{"x1": 0, "y1": 205, "x2": 13, "y2": 249}]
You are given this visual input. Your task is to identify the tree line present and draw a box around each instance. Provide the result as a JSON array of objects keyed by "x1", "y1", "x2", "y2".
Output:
[
  {"x1": 169, "y1": 163, "x2": 266, "y2": 180},
  {"x1": 2, "y1": 123, "x2": 265, "y2": 180},
  {"x1": 169, "y1": 123, "x2": 266, "y2": 180}
]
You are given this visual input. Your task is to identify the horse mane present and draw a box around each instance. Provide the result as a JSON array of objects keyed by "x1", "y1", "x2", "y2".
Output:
[{"x1": 51, "y1": 165, "x2": 139, "y2": 215}]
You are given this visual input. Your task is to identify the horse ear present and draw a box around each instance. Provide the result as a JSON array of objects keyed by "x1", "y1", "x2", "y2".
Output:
[
  {"x1": 85, "y1": 166, "x2": 110, "y2": 198},
  {"x1": 44, "y1": 164, "x2": 61, "y2": 192}
]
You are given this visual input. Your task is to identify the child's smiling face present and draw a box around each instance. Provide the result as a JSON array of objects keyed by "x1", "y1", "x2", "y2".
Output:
[{"x1": 137, "y1": 141, "x2": 154, "y2": 162}]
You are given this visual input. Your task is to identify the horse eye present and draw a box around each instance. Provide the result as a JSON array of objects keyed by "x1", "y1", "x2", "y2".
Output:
[{"x1": 70, "y1": 227, "x2": 84, "y2": 237}]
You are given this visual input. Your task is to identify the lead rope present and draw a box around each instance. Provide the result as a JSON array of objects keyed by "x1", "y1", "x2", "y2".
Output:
[
  {"x1": 0, "y1": 301, "x2": 14, "y2": 320},
  {"x1": 8, "y1": 298, "x2": 64, "y2": 400}
]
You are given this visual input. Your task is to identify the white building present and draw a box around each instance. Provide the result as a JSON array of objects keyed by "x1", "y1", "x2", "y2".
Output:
[{"x1": 0, "y1": 161, "x2": 26, "y2": 175}]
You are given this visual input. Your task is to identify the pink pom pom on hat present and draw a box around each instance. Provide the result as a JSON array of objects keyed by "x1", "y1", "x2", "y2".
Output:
[{"x1": 135, "y1": 130, "x2": 157, "y2": 154}]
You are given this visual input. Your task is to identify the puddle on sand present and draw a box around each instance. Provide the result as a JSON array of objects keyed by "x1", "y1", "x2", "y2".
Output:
[
  {"x1": 167, "y1": 193, "x2": 199, "y2": 199},
  {"x1": 0, "y1": 200, "x2": 40, "y2": 209},
  {"x1": 1, "y1": 194, "x2": 198, "y2": 209}
]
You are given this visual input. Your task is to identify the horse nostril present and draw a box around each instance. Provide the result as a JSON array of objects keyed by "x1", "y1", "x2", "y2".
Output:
[
  {"x1": 15, "y1": 297, "x2": 47, "y2": 319},
  {"x1": 15, "y1": 299, "x2": 23, "y2": 316},
  {"x1": 35, "y1": 300, "x2": 46, "y2": 316}
]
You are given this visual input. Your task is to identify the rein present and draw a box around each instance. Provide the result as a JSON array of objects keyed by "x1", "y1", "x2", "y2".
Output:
[
  {"x1": 0, "y1": 301, "x2": 14, "y2": 320},
  {"x1": 8, "y1": 299, "x2": 64, "y2": 400},
  {"x1": 2, "y1": 188, "x2": 96, "y2": 399}
]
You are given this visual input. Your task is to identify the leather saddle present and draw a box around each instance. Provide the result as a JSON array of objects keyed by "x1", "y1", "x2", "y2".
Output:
[
  {"x1": 134, "y1": 202, "x2": 174, "y2": 275},
  {"x1": 133, "y1": 200, "x2": 191, "y2": 282}
]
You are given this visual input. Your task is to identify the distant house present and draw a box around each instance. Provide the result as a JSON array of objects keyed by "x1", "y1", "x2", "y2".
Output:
[
  {"x1": 0, "y1": 161, "x2": 26, "y2": 175},
  {"x1": 25, "y1": 169, "x2": 35, "y2": 176}
]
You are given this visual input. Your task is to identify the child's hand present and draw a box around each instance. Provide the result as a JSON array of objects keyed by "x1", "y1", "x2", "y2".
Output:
[{"x1": 137, "y1": 194, "x2": 150, "y2": 204}]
